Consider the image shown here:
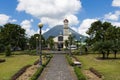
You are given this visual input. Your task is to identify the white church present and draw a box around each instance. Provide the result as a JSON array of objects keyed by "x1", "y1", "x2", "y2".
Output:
[{"x1": 53, "y1": 19, "x2": 70, "y2": 49}]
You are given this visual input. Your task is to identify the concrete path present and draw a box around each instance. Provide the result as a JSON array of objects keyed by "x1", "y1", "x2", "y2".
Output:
[{"x1": 38, "y1": 54, "x2": 77, "y2": 80}]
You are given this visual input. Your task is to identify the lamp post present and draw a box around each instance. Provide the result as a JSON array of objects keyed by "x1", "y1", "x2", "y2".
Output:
[
  {"x1": 36, "y1": 37, "x2": 38, "y2": 54},
  {"x1": 80, "y1": 37, "x2": 82, "y2": 55},
  {"x1": 69, "y1": 32, "x2": 72, "y2": 56},
  {"x1": 38, "y1": 23, "x2": 43, "y2": 65}
]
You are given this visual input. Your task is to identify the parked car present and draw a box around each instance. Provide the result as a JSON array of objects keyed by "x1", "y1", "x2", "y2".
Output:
[{"x1": 67, "y1": 45, "x2": 77, "y2": 50}]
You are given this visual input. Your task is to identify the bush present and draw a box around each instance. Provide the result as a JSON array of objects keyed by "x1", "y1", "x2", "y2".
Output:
[
  {"x1": 5, "y1": 45, "x2": 11, "y2": 56},
  {"x1": 11, "y1": 65, "x2": 31, "y2": 80},
  {"x1": 30, "y1": 66, "x2": 43, "y2": 80},
  {"x1": 66, "y1": 55, "x2": 74, "y2": 66},
  {"x1": 42, "y1": 56, "x2": 51, "y2": 67},
  {"x1": 74, "y1": 66, "x2": 86, "y2": 80},
  {"x1": 0, "y1": 59, "x2": 5, "y2": 63}
]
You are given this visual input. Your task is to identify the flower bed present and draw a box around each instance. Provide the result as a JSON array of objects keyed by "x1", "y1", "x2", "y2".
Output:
[
  {"x1": 89, "y1": 67, "x2": 102, "y2": 78},
  {"x1": 11, "y1": 65, "x2": 32, "y2": 80}
]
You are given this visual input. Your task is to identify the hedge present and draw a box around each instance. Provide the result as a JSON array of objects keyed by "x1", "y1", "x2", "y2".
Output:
[
  {"x1": 30, "y1": 66, "x2": 44, "y2": 80},
  {"x1": 74, "y1": 66, "x2": 86, "y2": 80},
  {"x1": 66, "y1": 55, "x2": 74, "y2": 66}
]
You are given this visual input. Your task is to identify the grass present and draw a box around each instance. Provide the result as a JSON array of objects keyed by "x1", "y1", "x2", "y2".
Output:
[
  {"x1": 76, "y1": 54, "x2": 120, "y2": 80},
  {"x1": 0, "y1": 55, "x2": 39, "y2": 80}
]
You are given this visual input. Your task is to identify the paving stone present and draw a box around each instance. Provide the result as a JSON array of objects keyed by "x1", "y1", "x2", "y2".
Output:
[{"x1": 38, "y1": 54, "x2": 77, "y2": 80}]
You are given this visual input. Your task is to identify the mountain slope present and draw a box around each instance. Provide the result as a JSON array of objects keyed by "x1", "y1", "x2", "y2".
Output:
[{"x1": 43, "y1": 25, "x2": 86, "y2": 41}]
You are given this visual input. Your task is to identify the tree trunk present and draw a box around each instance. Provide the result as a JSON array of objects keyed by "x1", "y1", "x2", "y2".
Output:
[
  {"x1": 106, "y1": 50, "x2": 110, "y2": 58},
  {"x1": 102, "y1": 51, "x2": 105, "y2": 59},
  {"x1": 114, "y1": 51, "x2": 117, "y2": 59}
]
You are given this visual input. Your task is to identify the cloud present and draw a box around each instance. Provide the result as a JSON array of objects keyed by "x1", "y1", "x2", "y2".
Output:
[
  {"x1": 21, "y1": 19, "x2": 37, "y2": 36},
  {"x1": 16, "y1": 0, "x2": 82, "y2": 27},
  {"x1": 0, "y1": 14, "x2": 10, "y2": 25},
  {"x1": 112, "y1": 0, "x2": 120, "y2": 7},
  {"x1": 0, "y1": 14, "x2": 17, "y2": 25},
  {"x1": 104, "y1": 11, "x2": 120, "y2": 21},
  {"x1": 111, "y1": 22, "x2": 120, "y2": 27},
  {"x1": 78, "y1": 19, "x2": 97, "y2": 36}
]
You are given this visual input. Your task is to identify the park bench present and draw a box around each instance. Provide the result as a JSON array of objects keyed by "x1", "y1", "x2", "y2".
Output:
[{"x1": 74, "y1": 61, "x2": 81, "y2": 67}]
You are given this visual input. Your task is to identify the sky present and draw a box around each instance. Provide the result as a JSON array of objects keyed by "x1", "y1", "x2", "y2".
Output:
[{"x1": 0, "y1": 0, "x2": 120, "y2": 36}]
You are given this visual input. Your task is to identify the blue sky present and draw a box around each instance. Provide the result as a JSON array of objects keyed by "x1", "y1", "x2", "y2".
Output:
[{"x1": 0, "y1": 0, "x2": 120, "y2": 36}]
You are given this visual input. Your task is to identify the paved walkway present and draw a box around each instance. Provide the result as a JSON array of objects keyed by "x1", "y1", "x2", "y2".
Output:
[{"x1": 38, "y1": 54, "x2": 77, "y2": 80}]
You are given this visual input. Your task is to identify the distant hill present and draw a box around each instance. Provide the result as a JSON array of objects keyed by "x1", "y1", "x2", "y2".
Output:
[{"x1": 43, "y1": 25, "x2": 86, "y2": 41}]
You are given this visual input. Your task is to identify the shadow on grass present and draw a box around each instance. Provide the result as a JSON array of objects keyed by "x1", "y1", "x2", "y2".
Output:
[{"x1": 96, "y1": 57, "x2": 120, "y2": 60}]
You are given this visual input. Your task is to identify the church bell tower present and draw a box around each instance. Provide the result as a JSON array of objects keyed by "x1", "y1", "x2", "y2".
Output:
[{"x1": 63, "y1": 19, "x2": 69, "y2": 42}]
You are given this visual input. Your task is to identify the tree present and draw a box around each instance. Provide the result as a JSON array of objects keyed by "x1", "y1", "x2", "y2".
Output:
[
  {"x1": 93, "y1": 41, "x2": 112, "y2": 59},
  {"x1": 65, "y1": 40, "x2": 69, "y2": 49},
  {"x1": 86, "y1": 20, "x2": 120, "y2": 59},
  {"x1": 0, "y1": 23, "x2": 26, "y2": 50},
  {"x1": 5, "y1": 45, "x2": 11, "y2": 56},
  {"x1": 29, "y1": 34, "x2": 46, "y2": 49},
  {"x1": 47, "y1": 36, "x2": 54, "y2": 49}
]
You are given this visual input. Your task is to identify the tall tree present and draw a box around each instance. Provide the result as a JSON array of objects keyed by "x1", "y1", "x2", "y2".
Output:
[
  {"x1": 29, "y1": 34, "x2": 46, "y2": 49},
  {"x1": 0, "y1": 23, "x2": 26, "y2": 50},
  {"x1": 47, "y1": 36, "x2": 54, "y2": 49},
  {"x1": 86, "y1": 21, "x2": 120, "y2": 59}
]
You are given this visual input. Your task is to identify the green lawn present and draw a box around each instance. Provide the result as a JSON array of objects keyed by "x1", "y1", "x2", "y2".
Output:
[
  {"x1": 0, "y1": 55, "x2": 38, "y2": 80},
  {"x1": 76, "y1": 54, "x2": 120, "y2": 80}
]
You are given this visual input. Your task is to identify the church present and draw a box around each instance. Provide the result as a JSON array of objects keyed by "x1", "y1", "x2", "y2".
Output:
[
  {"x1": 53, "y1": 19, "x2": 69, "y2": 49},
  {"x1": 43, "y1": 19, "x2": 86, "y2": 49}
]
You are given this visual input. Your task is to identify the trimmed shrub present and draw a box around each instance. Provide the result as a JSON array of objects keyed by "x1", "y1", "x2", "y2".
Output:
[
  {"x1": 74, "y1": 66, "x2": 86, "y2": 80},
  {"x1": 5, "y1": 45, "x2": 11, "y2": 56},
  {"x1": 0, "y1": 59, "x2": 5, "y2": 63},
  {"x1": 66, "y1": 55, "x2": 74, "y2": 66},
  {"x1": 42, "y1": 57, "x2": 51, "y2": 67},
  {"x1": 11, "y1": 65, "x2": 31, "y2": 80},
  {"x1": 89, "y1": 67, "x2": 102, "y2": 78},
  {"x1": 30, "y1": 66, "x2": 43, "y2": 80}
]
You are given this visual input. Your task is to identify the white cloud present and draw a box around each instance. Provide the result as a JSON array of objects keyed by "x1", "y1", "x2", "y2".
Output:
[
  {"x1": 112, "y1": 0, "x2": 120, "y2": 7},
  {"x1": 104, "y1": 11, "x2": 120, "y2": 21},
  {"x1": 65, "y1": 14, "x2": 79, "y2": 26},
  {"x1": 16, "y1": 0, "x2": 82, "y2": 27},
  {"x1": 0, "y1": 14, "x2": 17, "y2": 25},
  {"x1": 0, "y1": 14, "x2": 10, "y2": 25},
  {"x1": 78, "y1": 19, "x2": 97, "y2": 36},
  {"x1": 21, "y1": 19, "x2": 37, "y2": 36},
  {"x1": 10, "y1": 19, "x2": 17, "y2": 23},
  {"x1": 112, "y1": 22, "x2": 120, "y2": 27}
]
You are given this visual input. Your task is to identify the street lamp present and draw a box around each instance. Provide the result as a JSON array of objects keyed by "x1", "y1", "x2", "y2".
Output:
[
  {"x1": 38, "y1": 23, "x2": 43, "y2": 65},
  {"x1": 69, "y1": 32, "x2": 72, "y2": 56},
  {"x1": 36, "y1": 37, "x2": 38, "y2": 54},
  {"x1": 80, "y1": 37, "x2": 82, "y2": 55}
]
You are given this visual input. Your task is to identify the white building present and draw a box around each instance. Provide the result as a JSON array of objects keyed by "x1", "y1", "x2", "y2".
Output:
[{"x1": 53, "y1": 19, "x2": 69, "y2": 49}]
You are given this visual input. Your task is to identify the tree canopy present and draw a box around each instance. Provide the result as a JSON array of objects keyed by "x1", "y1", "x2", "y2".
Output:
[
  {"x1": 86, "y1": 20, "x2": 120, "y2": 59},
  {"x1": 0, "y1": 23, "x2": 27, "y2": 51}
]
